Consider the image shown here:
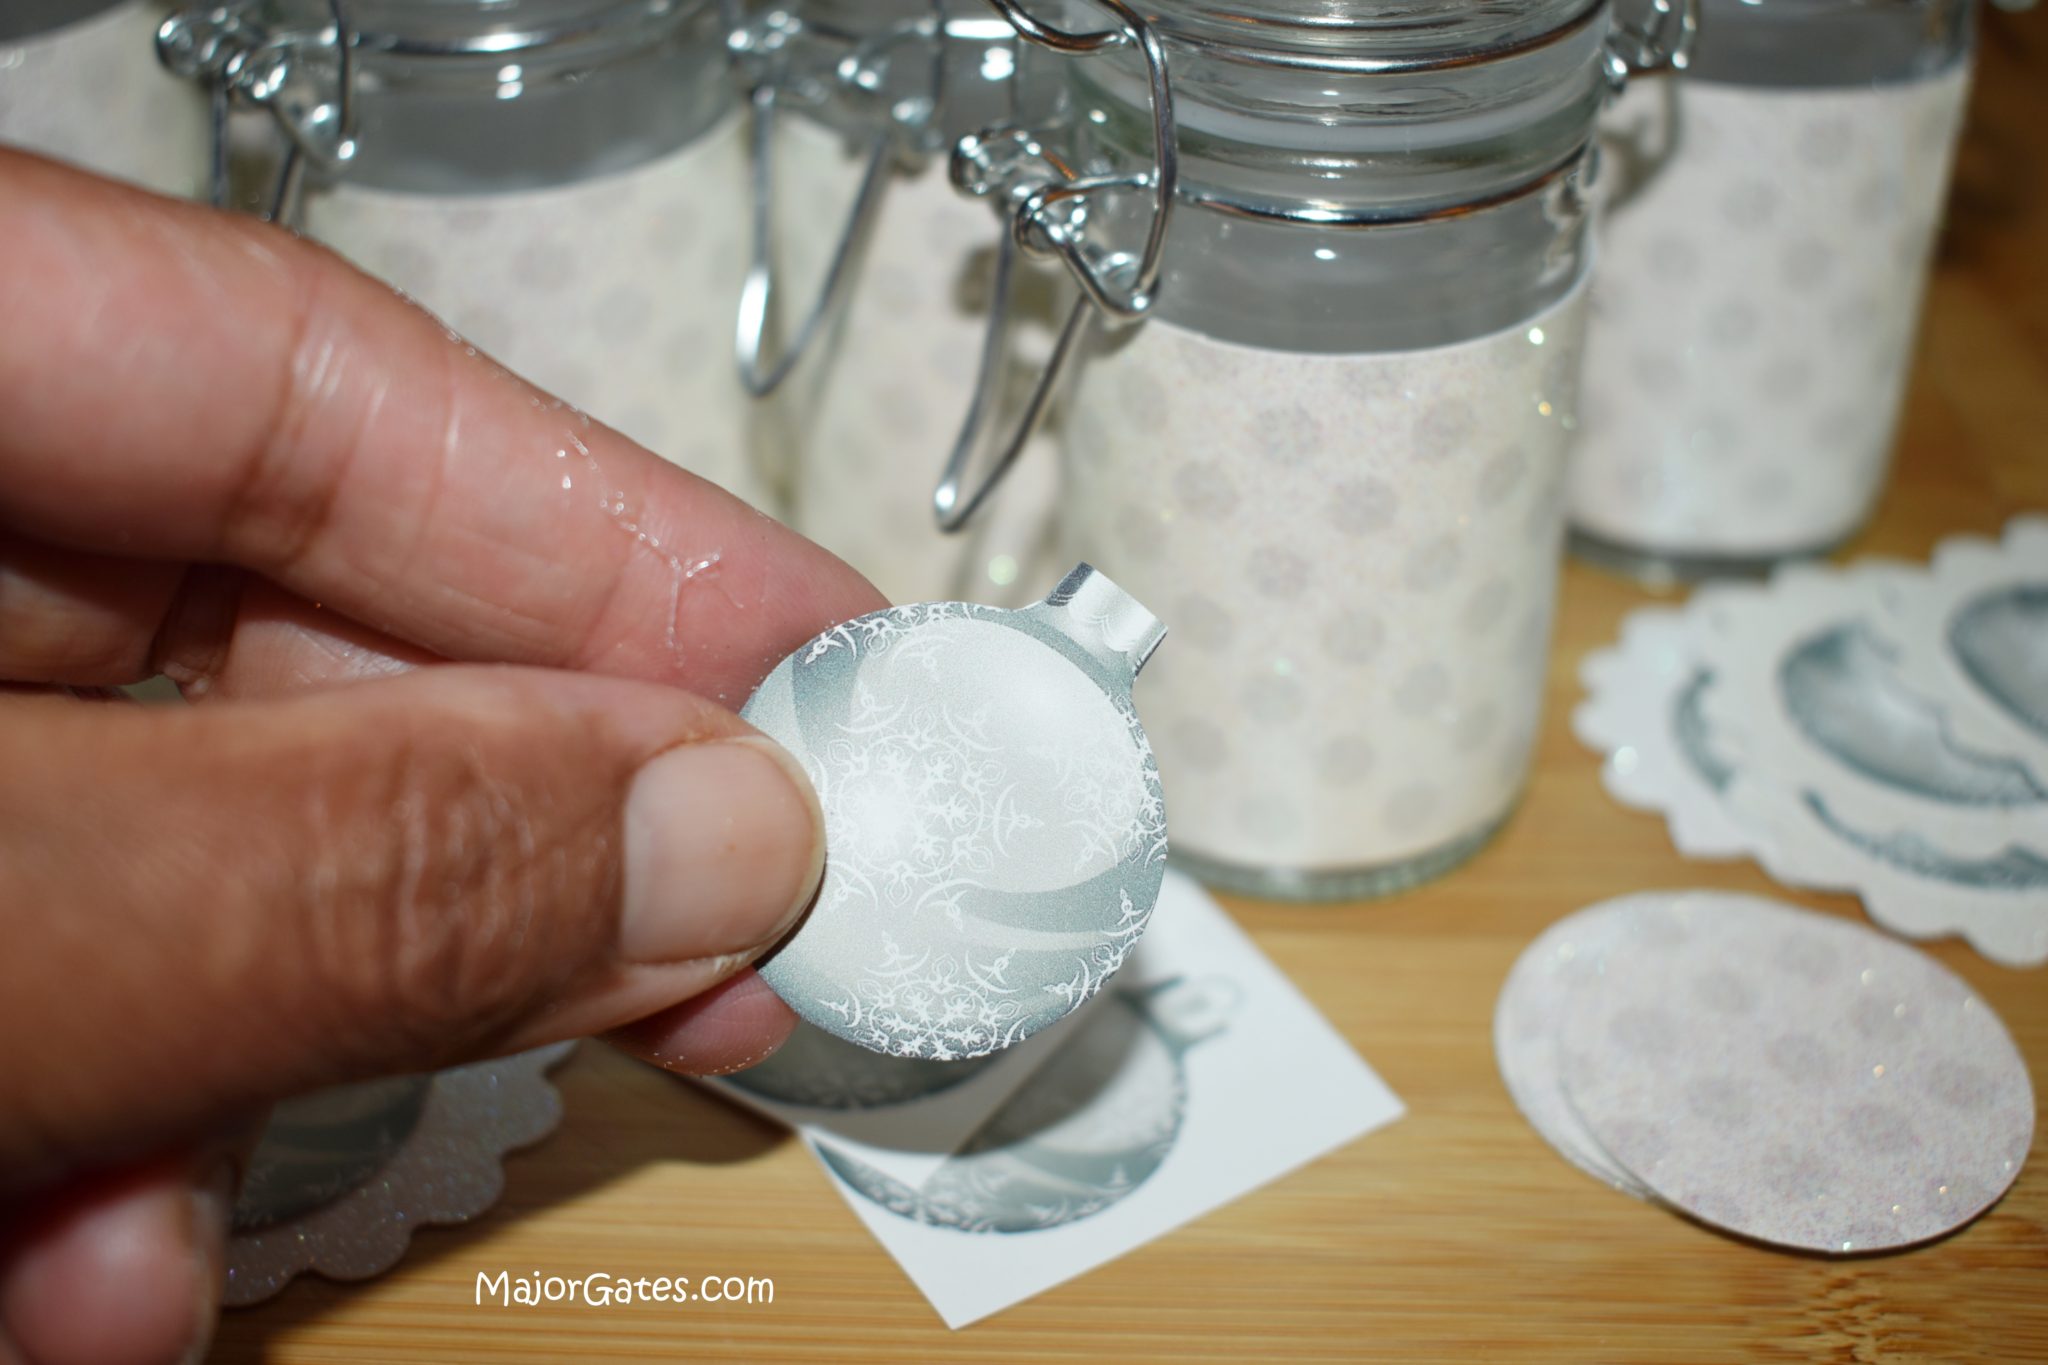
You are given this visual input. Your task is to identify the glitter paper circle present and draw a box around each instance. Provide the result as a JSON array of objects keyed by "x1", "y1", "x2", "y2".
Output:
[
  {"x1": 1559, "y1": 893, "x2": 2033, "y2": 1254},
  {"x1": 744, "y1": 566, "x2": 1168, "y2": 1061},
  {"x1": 234, "y1": 1076, "x2": 434, "y2": 1228},
  {"x1": 225, "y1": 1044, "x2": 576, "y2": 1306},
  {"x1": 1492, "y1": 897, "x2": 1659, "y2": 1198}
]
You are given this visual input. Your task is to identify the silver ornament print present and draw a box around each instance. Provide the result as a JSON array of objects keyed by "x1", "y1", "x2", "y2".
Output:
[
  {"x1": 724, "y1": 1021, "x2": 997, "y2": 1111},
  {"x1": 819, "y1": 975, "x2": 1239, "y2": 1233},
  {"x1": 744, "y1": 564, "x2": 1168, "y2": 1060}
]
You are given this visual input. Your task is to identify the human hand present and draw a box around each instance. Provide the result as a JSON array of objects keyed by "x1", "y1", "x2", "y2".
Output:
[{"x1": 0, "y1": 150, "x2": 884, "y2": 1364}]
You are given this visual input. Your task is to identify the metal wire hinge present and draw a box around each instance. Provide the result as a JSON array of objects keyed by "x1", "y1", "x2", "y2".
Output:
[
  {"x1": 156, "y1": 0, "x2": 357, "y2": 222},
  {"x1": 933, "y1": 0, "x2": 1178, "y2": 533}
]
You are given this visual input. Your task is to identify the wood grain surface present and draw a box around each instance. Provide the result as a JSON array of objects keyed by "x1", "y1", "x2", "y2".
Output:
[{"x1": 211, "y1": 17, "x2": 2048, "y2": 1363}]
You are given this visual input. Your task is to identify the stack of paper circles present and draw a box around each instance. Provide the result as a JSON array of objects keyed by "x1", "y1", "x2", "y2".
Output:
[
  {"x1": 1575, "y1": 517, "x2": 2048, "y2": 967},
  {"x1": 1495, "y1": 891, "x2": 2034, "y2": 1254}
]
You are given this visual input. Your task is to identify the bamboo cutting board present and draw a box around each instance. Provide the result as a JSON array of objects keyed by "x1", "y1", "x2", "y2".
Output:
[{"x1": 211, "y1": 17, "x2": 2048, "y2": 1362}]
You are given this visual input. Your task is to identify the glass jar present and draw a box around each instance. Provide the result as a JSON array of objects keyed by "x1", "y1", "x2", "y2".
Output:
[
  {"x1": 1569, "y1": 0, "x2": 1976, "y2": 578},
  {"x1": 162, "y1": 0, "x2": 769, "y2": 506},
  {"x1": 1, "y1": 0, "x2": 208, "y2": 195},
  {"x1": 948, "y1": 0, "x2": 1679, "y2": 900},
  {"x1": 739, "y1": 0, "x2": 1069, "y2": 605}
]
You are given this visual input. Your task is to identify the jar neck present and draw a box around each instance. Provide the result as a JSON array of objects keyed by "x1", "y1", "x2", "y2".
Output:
[
  {"x1": 0, "y1": 0, "x2": 132, "y2": 44},
  {"x1": 1677, "y1": 0, "x2": 1974, "y2": 87},
  {"x1": 1031, "y1": 0, "x2": 1606, "y2": 349},
  {"x1": 1118, "y1": 154, "x2": 1596, "y2": 350},
  {"x1": 1072, "y1": 0, "x2": 1611, "y2": 216},
  {"x1": 339, "y1": 0, "x2": 691, "y2": 52},
  {"x1": 278, "y1": 0, "x2": 734, "y2": 193},
  {"x1": 1128, "y1": 0, "x2": 1611, "y2": 57}
]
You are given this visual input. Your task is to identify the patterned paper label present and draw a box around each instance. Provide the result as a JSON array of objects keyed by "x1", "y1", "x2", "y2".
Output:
[
  {"x1": 1062, "y1": 280, "x2": 1591, "y2": 873},
  {"x1": 1571, "y1": 63, "x2": 1973, "y2": 556},
  {"x1": 303, "y1": 117, "x2": 771, "y2": 509},
  {"x1": 0, "y1": 1, "x2": 208, "y2": 197}
]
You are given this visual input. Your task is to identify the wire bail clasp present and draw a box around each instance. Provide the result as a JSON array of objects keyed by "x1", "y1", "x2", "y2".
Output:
[
  {"x1": 733, "y1": 0, "x2": 959, "y2": 398},
  {"x1": 932, "y1": 0, "x2": 1177, "y2": 533},
  {"x1": 157, "y1": 0, "x2": 358, "y2": 222},
  {"x1": 1603, "y1": 0, "x2": 1700, "y2": 87}
]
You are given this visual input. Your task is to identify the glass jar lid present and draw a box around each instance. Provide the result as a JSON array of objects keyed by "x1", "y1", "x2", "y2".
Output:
[
  {"x1": 1067, "y1": 0, "x2": 1618, "y2": 219},
  {"x1": 161, "y1": 0, "x2": 734, "y2": 195},
  {"x1": 1673, "y1": 0, "x2": 1972, "y2": 87},
  {"x1": 326, "y1": 0, "x2": 692, "y2": 53},
  {"x1": 1121, "y1": 0, "x2": 1608, "y2": 65},
  {"x1": 0, "y1": 0, "x2": 130, "y2": 44}
]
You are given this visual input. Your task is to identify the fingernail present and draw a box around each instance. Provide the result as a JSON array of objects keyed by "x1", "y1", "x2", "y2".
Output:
[
  {"x1": 0, "y1": 1169, "x2": 221, "y2": 1365},
  {"x1": 181, "y1": 1159, "x2": 234, "y2": 1365},
  {"x1": 622, "y1": 736, "x2": 824, "y2": 965}
]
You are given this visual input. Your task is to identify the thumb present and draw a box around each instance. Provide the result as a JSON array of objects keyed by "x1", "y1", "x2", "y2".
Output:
[{"x1": 0, "y1": 667, "x2": 822, "y2": 1187}]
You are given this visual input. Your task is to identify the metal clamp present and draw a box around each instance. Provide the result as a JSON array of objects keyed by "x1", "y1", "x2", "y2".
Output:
[
  {"x1": 733, "y1": 3, "x2": 953, "y2": 398},
  {"x1": 932, "y1": 0, "x2": 1177, "y2": 533},
  {"x1": 1603, "y1": 0, "x2": 1700, "y2": 87},
  {"x1": 157, "y1": 0, "x2": 357, "y2": 222}
]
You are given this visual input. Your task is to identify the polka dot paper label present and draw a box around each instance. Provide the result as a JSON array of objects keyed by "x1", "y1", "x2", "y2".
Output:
[
  {"x1": 1062, "y1": 276, "x2": 1589, "y2": 877},
  {"x1": 0, "y1": 1, "x2": 208, "y2": 197},
  {"x1": 1571, "y1": 63, "x2": 1972, "y2": 559},
  {"x1": 1558, "y1": 892, "x2": 2032, "y2": 1254},
  {"x1": 302, "y1": 117, "x2": 771, "y2": 510}
]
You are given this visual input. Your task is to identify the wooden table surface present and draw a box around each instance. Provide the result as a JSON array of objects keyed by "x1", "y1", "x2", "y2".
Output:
[{"x1": 212, "y1": 20, "x2": 2048, "y2": 1363}]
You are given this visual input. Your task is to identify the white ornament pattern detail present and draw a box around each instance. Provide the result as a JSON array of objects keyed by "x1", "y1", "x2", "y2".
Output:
[
  {"x1": 750, "y1": 585, "x2": 1168, "y2": 1060},
  {"x1": 1044, "y1": 889, "x2": 1148, "y2": 1010},
  {"x1": 801, "y1": 617, "x2": 1164, "y2": 1058},
  {"x1": 812, "y1": 687, "x2": 1042, "y2": 923},
  {"x1": 824, "y1": 935, "x2": 1029, "y2": 1061},
  {"x1": 800, "y1": 599, "x2": 982, "y2": 667}
]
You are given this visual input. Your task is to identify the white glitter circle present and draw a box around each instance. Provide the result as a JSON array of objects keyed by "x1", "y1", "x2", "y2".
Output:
[
  {"x1": 1559, "y1": 893, "x2": 2033, "y2": 1254},
  {"x1": 1493, "y1": 896, "x2": 1660, "y2": 1198}
]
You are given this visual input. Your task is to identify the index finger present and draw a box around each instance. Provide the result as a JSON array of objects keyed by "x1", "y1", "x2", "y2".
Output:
[{"x1": 0, "y1": 151, "x2": 885, "y2": 703}]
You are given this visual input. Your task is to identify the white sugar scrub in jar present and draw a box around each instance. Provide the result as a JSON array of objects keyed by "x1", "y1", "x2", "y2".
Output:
[
  {"x1": 173, "y1": 0, "x2": 771, "y2": 510},
  {"x1": 738, "y1": 0, "x2": 1068, "y2": 606},
  {"x1": 1569, "y1": 0, "x2": 1975, "y2": 579},
  {"x1": 0, "y1": 0, "x2": 207, "y2": 196},
  {"x1": 944, "y1": 0, "x2": 1677, "y2": 899}
]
